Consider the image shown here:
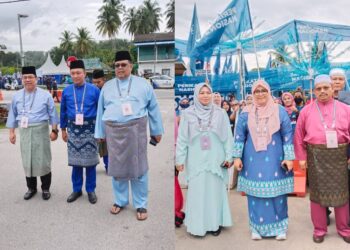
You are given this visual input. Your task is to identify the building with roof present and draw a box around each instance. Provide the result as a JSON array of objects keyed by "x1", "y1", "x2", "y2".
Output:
[{"x1": 134, "y1": 32, "x2": 175, "y2": 77}]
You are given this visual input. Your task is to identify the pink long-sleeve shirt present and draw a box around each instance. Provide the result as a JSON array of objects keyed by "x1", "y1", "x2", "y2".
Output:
[{"x1": 294, "y1": 99, "x2": 350, "y2": 160}]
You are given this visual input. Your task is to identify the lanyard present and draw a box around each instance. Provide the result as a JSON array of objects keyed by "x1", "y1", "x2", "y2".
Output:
[
  {"x1": 255, "y1": 110, "x2": 269, "y2": 135},
  {"x1": 195, "y1": 107, "x2": 214, "y2": 131},
  {"x1": 22, "y1": 88, "x2": 37, "y2": 114},
  {"x1": 73, "y1": 83, "x2": 87, "y2": 113},
  {"x1": 315, "y1": 100, "x2": 336, "y2": 129},
  {"x1": 116, "y1": 76, "x2": 132, "y2": 99}
]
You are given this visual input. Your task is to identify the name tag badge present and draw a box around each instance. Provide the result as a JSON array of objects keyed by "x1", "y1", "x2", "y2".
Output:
[
  {"x1": 20, "y1": 116, "x2": 29, "y2": 128},
  {"x1": 200, "y1": 135, "x2": 211, "y2": 150},
  {"x1": 75, "y1": 114, "x2": 84, "y2": 125},
  {"x1": 122, "y1": 102, "x2": 133, "y2": 116},
  {"x1": 257, "y1": 136, "x2": 267, "y2": 151},
  {"x1": 326, "y1": 130, "x2": 338, "y2": 148}
]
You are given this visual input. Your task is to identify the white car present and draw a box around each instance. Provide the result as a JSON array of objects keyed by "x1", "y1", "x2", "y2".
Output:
[{"x1": 149, "y1": 75, "x2": 174, "y2": 89}]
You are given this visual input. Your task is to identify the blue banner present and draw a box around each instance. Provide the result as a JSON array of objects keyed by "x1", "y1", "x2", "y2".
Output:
[
  {"x1": 190, "y1": 0, "x2": 252, "y2": 59},
  {"x1": 187, "y1": 4, "x2": 201, "y2": 55}
]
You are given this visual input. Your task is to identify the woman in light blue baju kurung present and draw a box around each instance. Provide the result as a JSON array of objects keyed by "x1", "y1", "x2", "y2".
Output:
[
  {"x1": 233, "y1": 80, "x2": 295, "y2": 240},
  {"x1": 176, "y1": 83, "x2": 233, "y2": 237}
]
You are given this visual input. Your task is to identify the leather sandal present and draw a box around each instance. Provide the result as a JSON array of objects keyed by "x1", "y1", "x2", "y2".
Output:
[
  {"x1": 136, "y1": 208, "x2": 148, "y2": 221},
  {"x1": 110, "y1": 204, "x2": 123, "y2": 215}
]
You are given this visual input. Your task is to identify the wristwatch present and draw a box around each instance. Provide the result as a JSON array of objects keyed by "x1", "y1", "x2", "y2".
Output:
[{"x1": 51, "y1": 128, "x2": 59, "y2": 135}]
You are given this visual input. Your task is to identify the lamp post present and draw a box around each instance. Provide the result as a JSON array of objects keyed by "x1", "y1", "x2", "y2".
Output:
[
  {"x1": 0, "y1": 44, "x2": 7, "y2": 67},
  {"x1": 17, "y1": 14, "x2": 28, "y2": 67}
]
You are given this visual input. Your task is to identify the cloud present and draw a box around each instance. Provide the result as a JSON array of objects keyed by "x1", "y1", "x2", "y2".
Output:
[
  {"x1": 176, "y1": 0, "x2": 350, "y2": 39},
  {"x1": 0, "y1": 0, "x2": 170, "y2": 52}
]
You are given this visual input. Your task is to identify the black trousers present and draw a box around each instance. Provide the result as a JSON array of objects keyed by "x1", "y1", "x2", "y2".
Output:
[{"x1": 26, "y1": 172, "x2": 51, "y2": 191}]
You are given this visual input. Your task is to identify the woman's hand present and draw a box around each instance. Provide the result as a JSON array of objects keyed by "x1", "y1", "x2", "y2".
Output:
[
  {"x1": 234, "y1": 158, "x2": 243, "y2": 171},
  {"x1": 281, "y1": 160, "x2": 293, "y2": 171},
  {"x1": 299, "y1": 160, "x2": 307, "y2": 170},
  {"x1": 176, "y1": 164, "x2": 184, "y2": 172}
]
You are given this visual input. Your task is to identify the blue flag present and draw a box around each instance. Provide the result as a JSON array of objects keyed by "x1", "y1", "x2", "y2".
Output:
[
  {"x1": 191, "y1": 0, "x2": 252, "y2": 59},
  {"x1": 187, "y1": 4, "x2": 201, "y2": 56},
  {"x1": 214, "y1": 50, "x2": 221, "y2": 75}
]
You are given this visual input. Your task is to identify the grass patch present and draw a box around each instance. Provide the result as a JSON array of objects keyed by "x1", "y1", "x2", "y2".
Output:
[
  {"x1": 0, "y1": 123, "x2": 6, "y2": 129},
  {"x1": 55, "y1": 103, "x2": 60, "y2": 115}
]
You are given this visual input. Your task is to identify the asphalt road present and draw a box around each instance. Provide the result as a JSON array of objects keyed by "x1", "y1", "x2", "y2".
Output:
[{"x1": 0, "y1": 89, "x2": 175, "y2": 250}]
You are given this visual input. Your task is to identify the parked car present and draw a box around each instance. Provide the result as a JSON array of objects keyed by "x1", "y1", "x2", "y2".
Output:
[{"x1": 149, "y1": 75, "x2": 174, "y2": 89}]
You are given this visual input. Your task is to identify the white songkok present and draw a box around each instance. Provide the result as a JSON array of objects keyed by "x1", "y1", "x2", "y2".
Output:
[
  {"x1": 314, "y1": 74, "x2": 331, "y2": 86},
  {"x1": 329, "y1": 68, "x2": 346, "y2": 77}
]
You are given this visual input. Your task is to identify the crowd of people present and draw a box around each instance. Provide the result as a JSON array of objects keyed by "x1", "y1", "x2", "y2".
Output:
[
  {"x1": 6, "y1": 50, "x2": 164, "y2": 222},
  {"x1": 175, "y1": 68, "x2": 350, "y2": 244}
]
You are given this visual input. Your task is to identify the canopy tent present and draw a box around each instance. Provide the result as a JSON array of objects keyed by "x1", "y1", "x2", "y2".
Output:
[
  {"x1": 37, "y1": 53, "x2": 59, "y2": 76},
  {"x1": 55, "y1": 56, "x2": 70, "y2": 75}
]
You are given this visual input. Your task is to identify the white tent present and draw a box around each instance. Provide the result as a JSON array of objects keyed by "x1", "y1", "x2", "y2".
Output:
[
  {"x1": 37, "y1": 53, "x2": 58, "y2": 76},
  {"x1": 56, "y1": 56, "x2": 70, "y2": 75}
]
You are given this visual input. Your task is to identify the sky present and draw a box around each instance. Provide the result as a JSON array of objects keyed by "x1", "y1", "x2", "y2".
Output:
[
  {"x1": 175, "y1": 0, "x2": 350, "y2": 68},
  {"x1": 0, "y1": 0, "x2": 170, "y2": 52}
]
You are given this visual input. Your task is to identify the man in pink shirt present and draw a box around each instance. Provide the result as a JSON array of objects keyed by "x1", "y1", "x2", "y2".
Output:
[{"x1": 294, "y1": 74, "x2": 350, "y2": 244}]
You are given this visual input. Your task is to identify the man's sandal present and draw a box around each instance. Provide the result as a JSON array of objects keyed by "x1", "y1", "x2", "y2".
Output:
[
  {"x1": 136, "y1": 208, "x2": 148, "y2": 221},
  {"x1": 110, "y1": 204, "x2": 123, "y2": 215}
]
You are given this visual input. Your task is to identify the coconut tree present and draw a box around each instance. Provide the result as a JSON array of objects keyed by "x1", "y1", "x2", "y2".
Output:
[
  {"x1": 74, "y1": 27, "x2": 93, "y2": 58},
  {"x1": 123, "y1": 7, "x2": 139, "y2": 39},
  {"x1": 59, "y1": 30, "x2": 74, "y2": 56},
  {"x1": 96, "y1": 0, "x2": 124, "y2": 49},
  {"x1": 140, "y1": 0, "x2": 161, "y2": 33},
  {"x1": 165, "y1": 0, "x2": 174, "y2": 32}
]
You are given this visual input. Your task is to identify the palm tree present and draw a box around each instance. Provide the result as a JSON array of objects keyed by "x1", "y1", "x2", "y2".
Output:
[
  {"x1": 59, "y1": 30, "x2": 74, "y2": 55},
  {"x1": 74, "y1": 27, "x2": 93, "y2": 57},
  {"x1": 271, "y1": 43, "x2": 291, "y2": 66},
  {"x1": 165, "y1": 0, "x2": 174, "y2": 32},
  {"x1": 96, "y1": 0, "x2": 124, "y2": 49},
  {"x1": 141, "y1": 0, "x2": 161, "y2": 33},
  {"x1": 123, "y1": 7, "x2": 139, "y2": 39}
]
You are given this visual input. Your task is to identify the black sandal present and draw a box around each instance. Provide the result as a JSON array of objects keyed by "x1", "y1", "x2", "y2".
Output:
[
  {"x1": 136, "y1": 208, "x2": 148, "y2": 221},
  {"x1": 110, "y1": 204, "x2": 123, "y2": 214}
]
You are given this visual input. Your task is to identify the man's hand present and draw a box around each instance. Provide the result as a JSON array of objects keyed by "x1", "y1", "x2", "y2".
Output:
[
  {"x1": 154, "y1": 135, "x2": 162, "y2": 143},
  {"x1": 9, "y1": 132, "x2": 16, "y2": 144},
  {"x1": 234, "y1": 158, "x2": 243, "y2": 171},
  {"x1": 299, "y1": 160, "x2": 307, "y2": 170},
  {"x1": 176, "y1": 164, "x2": 184, "y2": 172},
  {"x1": 50, "y1": 132, "x2": 58, "y2": 141},
  {"x1": 62, "y1": 130, "x2": 68, "y2": 143}
]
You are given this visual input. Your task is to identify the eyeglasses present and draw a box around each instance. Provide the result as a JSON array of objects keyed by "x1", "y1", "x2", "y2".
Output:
[
  {"x1": 253, "y1": 89, "x2": 268, "y2": 95},
  {"x1": 115, "y1": 63, "x2": 128, "y2": 68}
]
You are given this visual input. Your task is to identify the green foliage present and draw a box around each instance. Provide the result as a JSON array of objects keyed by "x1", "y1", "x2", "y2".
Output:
[
  {"x1": 0, "y1": 66, "x2": 17, "y2": 75},
  {"x1": 123, "y1": 0, "x2": 162, "y2": 36},
  {"x1": 1, "y1": 0, "x2": 166, "y2": 70},
  {"x1": 165, "y1": 0, "x2": 174, "y2": 32}
]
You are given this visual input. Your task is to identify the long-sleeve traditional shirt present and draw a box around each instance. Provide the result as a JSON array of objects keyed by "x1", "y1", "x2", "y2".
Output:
[
  {"x1": 60, "y1": 83, "x2": 100, "y2": 128},
  {"x1": 294, "y1": 99, "x2": 350, "y2": 160},
  {"x1": 94, "y1": 75, "x2": 164, "y2": 139},
  {"x1": 6, "y1": 87, "x2": 59, "y2": 128}
]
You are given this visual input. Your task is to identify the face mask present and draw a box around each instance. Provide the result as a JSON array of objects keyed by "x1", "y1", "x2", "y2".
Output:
[
  {"x1": 294, "y1": 97, "x2": 303, "y2": 105},
  {"x1": 180, "y1": 103, "x2": 190, "y2": 109}
]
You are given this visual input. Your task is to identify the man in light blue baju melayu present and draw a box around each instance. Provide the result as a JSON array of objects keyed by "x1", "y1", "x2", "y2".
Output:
[
  {"x1": 7, "y1": 66, "x2": 59, "y2": 201},
  {"x1": 95, "y1": 51, "x2": 164, "y2": 220}
]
